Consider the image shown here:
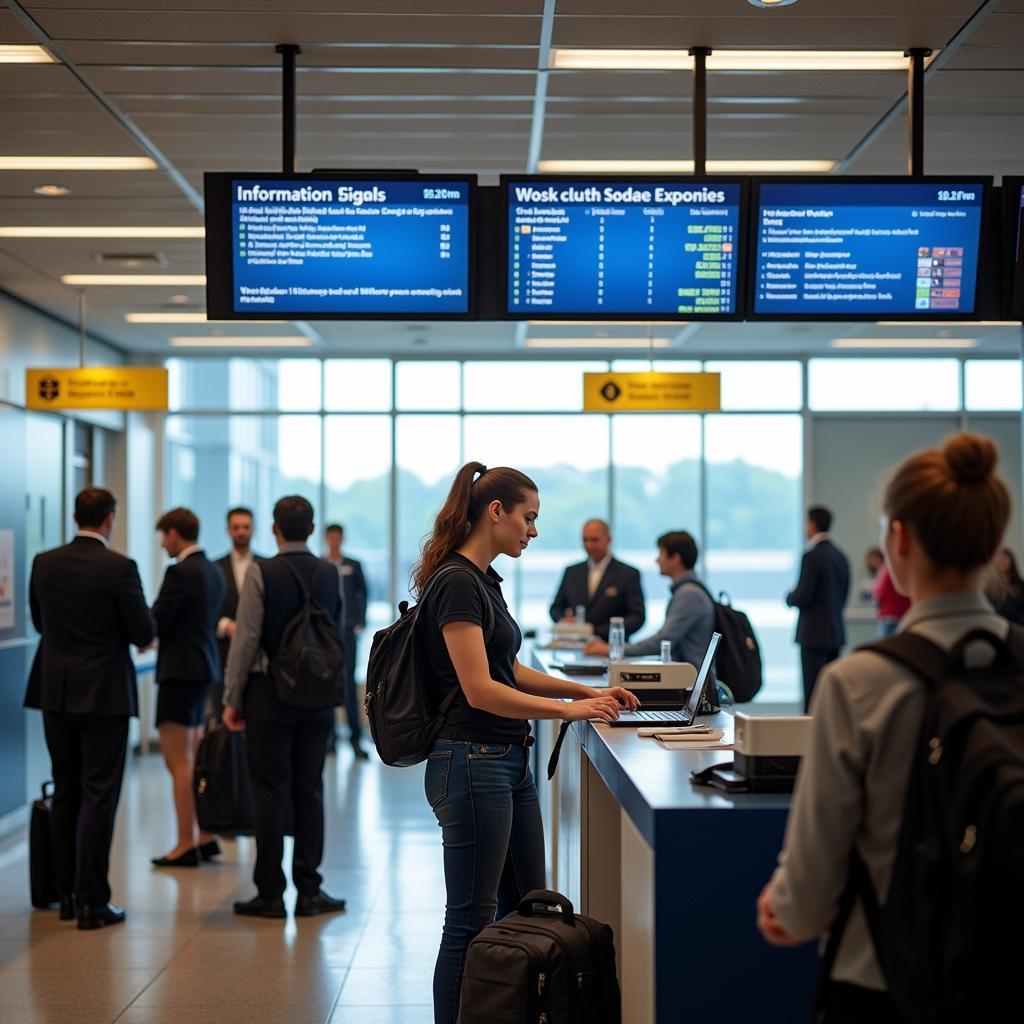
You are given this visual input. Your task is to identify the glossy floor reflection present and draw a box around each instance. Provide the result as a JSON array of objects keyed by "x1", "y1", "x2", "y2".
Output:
[{"x1": 0, "y1": 745, "x2": 441, "y2": 1024}]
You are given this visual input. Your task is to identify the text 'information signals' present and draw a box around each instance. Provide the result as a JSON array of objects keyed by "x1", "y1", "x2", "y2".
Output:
[
  {"x1": 506, "y1": 181, "x2": 742, "y2": 316},
  {"x1": 753, "y1": 181, "x2": 984, "y2": 316},
  {"x1": 230, "y1": 178, "x2": 470, "y2": 315}
]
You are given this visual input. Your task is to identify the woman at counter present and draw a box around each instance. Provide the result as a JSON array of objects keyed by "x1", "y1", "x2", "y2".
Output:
[
  {"x1": 414, "y1": 461, "x2": 638, "y2": 1024},
  {"x1": 756, "y1": 433, "x2": 1012, "y2": 1022}
]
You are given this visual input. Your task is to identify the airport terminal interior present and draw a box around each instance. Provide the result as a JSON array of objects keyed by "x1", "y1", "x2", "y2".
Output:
[{"x1": 1, "y1": 0, "x2": 1023, "y2": 1021}]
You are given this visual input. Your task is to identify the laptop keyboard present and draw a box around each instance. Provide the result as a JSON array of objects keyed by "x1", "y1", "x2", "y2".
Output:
[{"x1": 629, "y1": 710, "x2": 687, "y2": 721}]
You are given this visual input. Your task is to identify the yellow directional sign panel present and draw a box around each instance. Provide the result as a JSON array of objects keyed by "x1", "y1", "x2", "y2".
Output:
[
  {"x1": 583, "y1": 371, "x2": 721, "y2": 413},
  {"x1": 26, "y1": 367, "x2": 168, "y2": 411}
]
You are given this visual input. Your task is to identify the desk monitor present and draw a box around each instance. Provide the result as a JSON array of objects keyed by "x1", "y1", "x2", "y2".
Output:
[
  {"x1": 204, "y1": 172, "x2": 475, "y2": 319},
  {"x1": 750, "y1": 177, "x2": 990, "y2": 320},
  {"x1": 502, "y1": 176, "x2": 746, "y2": 319}
]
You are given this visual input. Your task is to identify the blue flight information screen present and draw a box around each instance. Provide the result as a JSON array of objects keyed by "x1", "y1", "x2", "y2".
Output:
[
  {"x1": 230, "y1": 178, "x2": 470, "y2": 315},
  {"x1": 506, "y1": 180, "x2": 742, "y2": 316},
  {"x1": 753, "y1": 181, "x2": 984, "y2": 316}
]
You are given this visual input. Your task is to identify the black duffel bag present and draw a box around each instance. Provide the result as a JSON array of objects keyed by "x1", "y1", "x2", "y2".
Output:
[
  {"x1": 194, "y1": 724, "x2": 255, "y2": 837},
  {"x1": 458, "y1": 890, "x2": 621, "y2": 1024}
]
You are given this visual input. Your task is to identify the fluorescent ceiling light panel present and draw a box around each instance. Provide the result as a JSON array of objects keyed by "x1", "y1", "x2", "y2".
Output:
[
  {"x1": 538, "y1": 159, "x2": 835, "y2": 173},
  {"x1": 830, "y1": 339, "x2": 978, "y2": 349},
  {"x1": 0, "y1": 156, "x2": 157, "y2": 170},
  {"x1": 62, "y1": 274, "x2": 206, "y2": 286},
  {"x1": 126, "y1": 313, "x2": 285, "y2": 323},
  {"x1": 0, "y1": 226, "x2": 204, "y2": 238},
  {"x1": 551, "y1": 49, "x2": 934, "y2": 72},
  {"x1": 525, "y1": 337, "x2": 673, "y2": 349},
  {"x1": 0, "y1": 45, "x2": 55, "y2": 64},
  {"x1": 169, "y1": 337, "x2": 312, "y2": 348}
]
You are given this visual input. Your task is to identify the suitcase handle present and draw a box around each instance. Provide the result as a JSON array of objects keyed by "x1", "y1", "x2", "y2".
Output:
[
  {"x1": 517, "y1": 889, "x2": 576, "y2": 926},
  {"x1": 41, "y1": 781, "x2": 54, "y2": 800}
]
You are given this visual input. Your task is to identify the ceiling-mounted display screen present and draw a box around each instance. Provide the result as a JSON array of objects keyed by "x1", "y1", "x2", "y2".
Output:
[
  {"x1": 751, "y1": 178, "x2": 989, "y2": 319},
  {"x1": 502, "y1": 177, "x2": 745, "y2": 319},
  {"x1": 1005, "y1": 177, "x2": 1024, "y2": 318},
  {"x1": 204, "y1": 173, "x2": 474, "y2": 319}
]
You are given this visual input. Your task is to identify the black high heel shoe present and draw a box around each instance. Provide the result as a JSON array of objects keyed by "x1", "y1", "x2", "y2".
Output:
[
  {"x1": 199, "y1": 840, "x2": 221, "y2": 861},
  {"x1": 151, "y1": 847, "x2": 200, "y2": 868}
]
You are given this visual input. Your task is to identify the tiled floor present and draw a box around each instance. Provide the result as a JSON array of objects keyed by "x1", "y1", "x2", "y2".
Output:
[{"x1": 0, "y1": 745, "x2": 442, "y2": 1023}]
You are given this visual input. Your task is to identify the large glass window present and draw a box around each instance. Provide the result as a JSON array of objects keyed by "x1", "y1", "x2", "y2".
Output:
[
  {"x1": 167, "y1": 358, "x2": 321, "y2": 413},
  {"x1": 462, "y1": 414, "x2": 610, "y2": 625},
  {"x1": 462, "y1": 361, "x2": 607, "y2": 412},
  {"x1": 611, "y1": 415, "x2": 702, "y2": 630},
  {"x1": 704, "y1": 414, "x2": 803, "y2": 702},
  {"x1": 705, "y1": 360, "x2": 802, "y2": 411},
  {"x1": 396, "y1": 361, "x2": 461, "y2": 410},
  {"x1": 965, "y1": 360, "x2": 1023, "y2": 411},
  {"x1": 324, "y1": 359, "x2": 392, "y2": 411},
  {"x1": 809, "y1": 358, "x2": 960, "y2": 411}
]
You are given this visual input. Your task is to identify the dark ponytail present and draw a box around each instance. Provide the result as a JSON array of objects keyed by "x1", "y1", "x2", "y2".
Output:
[{"x1": 412, "y1": 462, "x2": 538, "y2": 595}]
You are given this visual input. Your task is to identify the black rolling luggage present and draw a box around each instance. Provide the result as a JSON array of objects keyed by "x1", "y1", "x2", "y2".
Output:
[
  {"x1": 193, "y1": 724, "x2": 255, "y2": 837},
  {"x1": 29, "y1": 781, "x2": 60, "y2": 908},
  {"x1": 458, "y1": 890, "x2": 621, "y2": 1024}
]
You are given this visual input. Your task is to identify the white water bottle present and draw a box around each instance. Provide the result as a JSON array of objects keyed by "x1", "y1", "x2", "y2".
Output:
[
  {"x1": 608, "y1": 617, "x2": 625, "y2": 662},
  {"x1": 661, "y1": 640, "x2": 672, "y2": 663}
]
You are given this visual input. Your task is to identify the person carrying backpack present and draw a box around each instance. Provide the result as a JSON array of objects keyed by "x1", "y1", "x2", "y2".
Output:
[
  {"x1": 413, "y1": 462, "x2": 638, "y2": 1024},
  {"x1": 222, "y1": 495, "x2": 347, "y2": 920},
  {"x1": 756, "y1": 434, "x2": 1017, "y2": 1023}
]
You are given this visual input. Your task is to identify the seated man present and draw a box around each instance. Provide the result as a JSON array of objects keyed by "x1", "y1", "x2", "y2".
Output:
[
  {"x1": 585, "y1": 530, "x2": 714, "y2": 665},
  {"x1": 549, "y1": 519, "x2": 645, "y2": 640}
]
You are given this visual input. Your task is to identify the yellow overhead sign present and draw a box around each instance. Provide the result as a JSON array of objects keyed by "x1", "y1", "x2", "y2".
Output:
[
  {"x1": 26, "y1": 367, "x2": 168, "y2": 411},
  {"x1": 583, "y1": 371, "x2": 721, "y2": 412}
]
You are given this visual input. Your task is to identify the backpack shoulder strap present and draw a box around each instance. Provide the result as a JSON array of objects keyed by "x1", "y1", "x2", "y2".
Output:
[
  {"x1": 421, "y1": 562, "x2": 496, "y2": 642},
  {"x1": 858, "y1": 631, "x2": 951, "y2": 688},
  {"x1": 681, "y1": 577, "x2": 719, "y2": 606},
  {"x1": 277, "y1": 554, "x2": 329, "y2": 608}
]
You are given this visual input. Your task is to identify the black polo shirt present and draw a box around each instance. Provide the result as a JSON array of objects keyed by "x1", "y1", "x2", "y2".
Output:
[{"x1": 419, "y1": 553, "x2": 528, "y2": 744}]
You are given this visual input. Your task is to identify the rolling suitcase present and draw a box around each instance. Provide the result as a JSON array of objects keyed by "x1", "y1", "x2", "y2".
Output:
[
  {"x1": 193, "y1": 723, "x2": 255, "y2": 837},
  {"x1": 458, "y1": 890, "x2": 621, "y2": 1024},
  {"x1": 29, "y1": 781, "x2": 60, "y2": 908}
]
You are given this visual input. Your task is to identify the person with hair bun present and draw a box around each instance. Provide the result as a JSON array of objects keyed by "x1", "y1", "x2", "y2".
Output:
[
  {"x1": 415, "y1": 461, "x2": 639, "y2": 1024},
  {"x1": 757, "y1": 434, "x2": 1012, "y2": 1022}
]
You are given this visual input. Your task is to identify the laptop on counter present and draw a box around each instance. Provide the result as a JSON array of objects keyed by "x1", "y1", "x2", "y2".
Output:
[{"x1": 609, "y1": 632, "x2": 721, "y2": 727}]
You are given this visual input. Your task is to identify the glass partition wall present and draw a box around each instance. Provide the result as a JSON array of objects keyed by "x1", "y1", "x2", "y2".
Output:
[{"x1": 164, "y1": 355, "x2": 1021, "y2": 702}]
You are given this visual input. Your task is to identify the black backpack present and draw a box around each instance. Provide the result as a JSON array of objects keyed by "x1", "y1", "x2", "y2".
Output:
[
  {"x1": 458, "y1": 890, "x2": 620, "y2": 1024},
  {"x1": 365, "y1": 563, "x2": 494, "y2": 767},
  {"x1": 268, "y1": 558, "x2": 346, "y2": 709},
  {"x1": 686, "y1": 580, "x2": 763, "y2": 702},
  {"x1": 821, "y1": 627, "x2": 1024, "y2": 1023}
]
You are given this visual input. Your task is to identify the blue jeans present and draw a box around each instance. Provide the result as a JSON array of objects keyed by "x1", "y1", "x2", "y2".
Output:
[{"x1": 425, "y1": 739, "x2": 546, "y2": 1024}]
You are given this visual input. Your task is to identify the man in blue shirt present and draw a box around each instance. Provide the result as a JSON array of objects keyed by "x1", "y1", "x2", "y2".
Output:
[{"x1": 585, "y1": 530, "x2": 714, "y2": 666}]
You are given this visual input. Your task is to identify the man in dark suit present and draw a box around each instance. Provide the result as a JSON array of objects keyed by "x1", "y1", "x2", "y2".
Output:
[
  {"x1": 150, "y1": 507, "x2": 227, "y2": 868},
  {"x1": 786, "y1": 505, "x2": 851, "y2": 711},
  {"x1": 325, "y1": 523, "x2": 369, "y2": 759},
  {"x1": 24, "y1": 487, "x2": 154, "y2": 930},
  {"x1": 549, "y1": 519, "x2": 645, "y2": 640},
  {"x1": 212, "y1": 506, "x2": 256, "y2": 716},
  {"x1": 223, "y1": 496, "x2": 346, "y2": 920}
]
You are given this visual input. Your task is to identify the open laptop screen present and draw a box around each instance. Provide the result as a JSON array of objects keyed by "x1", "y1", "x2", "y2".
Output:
[{"x1": 684, "y1": 631, "x2": 722, "y2": 720}]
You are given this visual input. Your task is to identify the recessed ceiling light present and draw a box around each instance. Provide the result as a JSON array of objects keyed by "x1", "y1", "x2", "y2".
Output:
[
  {"x1": 33, "y1": 184, "x2": 70, "y2": 197},
  {"x1": 168, "y1": 293, "x2": 191, "y2": 304},
  {"x1": 0, "y1": 226, "x2": 204, "y2": 238},
  {"x1": 0, "y1": 45, "x2": 55, "y2": 64},
  {"x1": 747, "y1": 0, "x2": 800, "y2": 8},
  {"x1": 61, "y1": 274, "x2": 206, "y2": 286},
  {"x1": 537, "y1": 159, "x2": 835, "y2": 173},
  {"x1": 830, "y1": 339, "x2": 978, "y2": 349},
  {"x1": 0, "y1": 156, "x2": 157, "y2": 171},
  {"x1": 169, "y1": 337, "x2": 312, "y2": 348},
  {"x1": 552, "y1": 48, "x2": 925, "y2": 72}
]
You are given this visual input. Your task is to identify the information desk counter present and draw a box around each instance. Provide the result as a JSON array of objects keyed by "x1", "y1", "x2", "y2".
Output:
[{"x1": 528, "y1": 646, "x2": 817, "y2": 1023}]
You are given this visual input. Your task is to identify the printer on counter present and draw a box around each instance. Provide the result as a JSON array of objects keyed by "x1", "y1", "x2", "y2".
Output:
[{"x1": 610, "y1": 660, "x2": 700, "y2": 709}]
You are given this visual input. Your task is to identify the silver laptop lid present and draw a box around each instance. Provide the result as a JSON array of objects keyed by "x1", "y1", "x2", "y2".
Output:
[{"x1": 683, "y1": 632, "x2": 722, "y2": 721}]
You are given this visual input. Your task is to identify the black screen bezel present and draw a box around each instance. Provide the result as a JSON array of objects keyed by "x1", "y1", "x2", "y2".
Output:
[
  {"x1": 204, "y1": 171, "x2": 478, "y2": 321},
  {"x1": 1000, "y1": 176, "x2": 1024, "y2": 320},
  {"x1": 498, "y1": 174, "x2": 750, "y2": 322},
  {"x1": 746, "y1": 174, "x2": 994, "y2": 323}
]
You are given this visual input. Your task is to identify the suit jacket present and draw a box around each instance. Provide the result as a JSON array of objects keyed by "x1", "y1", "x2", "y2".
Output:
[
  {"x1": 24, "y1": 536, "x2": 155, "y2": 716},
  {"x1": 214, "y1": 552, "x2": 244, "y2": 673},
  {"x1": 152, "y1": 551, "x2": 226, "y2": 685},
  {"x1": 786, "y1": 538, "x2": 851, "y2": 650},
  {"x1": 549, "y1": 556, "x2": 646, "y2": 641},
  {"x1": 337, "y1": 556, "x2": 367, "y2": 631}
]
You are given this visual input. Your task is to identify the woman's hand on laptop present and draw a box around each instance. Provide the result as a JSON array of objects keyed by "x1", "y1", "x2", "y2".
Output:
[
  {"x1": 563, "y1": 695, "x2": 623, "y2": 723},
  {"x1": 597, "y1": 686, "x2": 640, "y2": 711}
]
